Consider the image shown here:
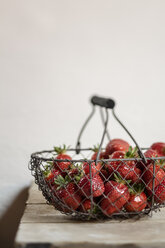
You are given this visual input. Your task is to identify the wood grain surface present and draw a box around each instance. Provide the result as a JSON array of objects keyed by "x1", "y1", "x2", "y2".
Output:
[{"x1": 15, "y1": 183, "x2": 165, "y2": 248}]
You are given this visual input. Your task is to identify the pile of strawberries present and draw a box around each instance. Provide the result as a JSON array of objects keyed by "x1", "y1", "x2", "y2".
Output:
[{"x1": 43, "y1": 141, "x2": 165, "y2": 217}]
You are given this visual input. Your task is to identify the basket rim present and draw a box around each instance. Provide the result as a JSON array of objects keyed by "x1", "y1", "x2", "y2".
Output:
[{"x1": 30, "y1": 147, "x2": 165, "y2": 163}]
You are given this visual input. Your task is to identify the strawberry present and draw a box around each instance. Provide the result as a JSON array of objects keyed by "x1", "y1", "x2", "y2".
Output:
[
  {"x1": 43, "y1": 166, "x2": 61, "y2": 186},
  {"x1": 54, "y1": 145, "x2": 72, "y2": 171},
  {"x1": 51, "y1": 196, "x2": 73, "y2": 213},
  {"x1": 68, "y1": 168, "x2": 79, "y2": 178},
  {"x1": 91, "y1": 145, "x2": 107, "y2": 160},
  {"x1": 137, "y1": 149, "x2": 159, "y2": 170},
  {"x1": 105, "y1": 139, "x2": 130, "y2": 157},
  {"x1": 107, "y1": 151, "x2": 126, "y2": 175},
  {"x1": 154, "y1": 179, "x2": 165, "y2": 203},
  {"x1": 68, "y1": 164, "x2": 84, "y2": 182},
  {"x1": 79, "y1": 174, "x2": 105, "y2": 198},
  {"x1": 54, "y1": 175, "x2": 81, "y2": 210},
  {"x1": 118, "y1": 164, "x2": 141, "y2": 184},
  {"x1": 79, "y1": 199, "x2": 91, "y2": 212},
  {"x1": 106, "y1": 147, "x2": 141, "y2": 183},
  {"x1": 151, "y1": 142, "x2": 165, "y2": 157},
  {"x1": 83, "y1": 162, "x2": 102, "y2": 176},
  {"x1": 99, "y1": 167, "x2": 110, "y2": 182},
  {"x1": 100, "y1": 176, "x2": 130, "y2": 216},
  {"x1": 79, "y1": 200, "x2": 102, "y2": 216},
  {"x1": 91, "y1": 151, "x2": 107, "y2": 160},
  {"x1": 79, "y1": 200, "x2": 101, "y2": 215},
  {"x1": 143, "y1": 163, "x2": 165, "y2": 191},
  {"x1": 124, "y1": 184, "x2": 147, "y2": 212},
  {"x1": 125, "y1": 192, "x2": 147, "y2": 212},
  {"x1": 145, "y1": 149, "x2": 158, "y2": 162}
]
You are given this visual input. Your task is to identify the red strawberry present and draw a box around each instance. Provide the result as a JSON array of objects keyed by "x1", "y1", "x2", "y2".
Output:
[
  {"x1": 79, "y1": 199, "x2": 91, "y2": 212},
  {"x1": 91, "y1": 151, "x2": 107, "y2": 160},
  {"x1": 143, "y1": 163, "x2": 165, "y2": 191},
  {"x1": 54, "y1": 176, "x2": 81, "y2": 210},
  {"x1": 118, "y1": 164, "x2": 141, "y2": 184},
  {"x1": 105, "y1": 139, "x2": 130, "y2": 157},
  {"x1": 68, "y1": 168, "x2": 79, "y2": 178},
  {"x1": 154, "y1": 179, "x2": 165, "y2": 203},
  {"x1": 91, "y1": 145, "x2": 107, "y2": 160},
  {"x1": 124, "y1": 185, "x2": 147, "y2": 212},
  {"x1": 79, "y1": 174, "x2": 105, "y2": 198},
  {"x1": 106, "y1": 148, "x2": 141, "y2": 183},
  {"x1": 54, "y1": 145, "x2": 72, "y2": 171},
  {"x1": 59, "y1": 183, "x2": 81, "y2": 210},
  {"x1": 68, "y1": 164, "x2": 84, "y2": 182},
  {"x1": 151, "y1": 142, "x2": 165, "y2": 157},
  {"x1": 51, "y1": 180, "x2": 62, "y2": 199},
  {"x1": 107, "y1": 151, "x2": 125, "y2": 175},
  {"x1": 79, "y1": 200, "x2": 101, "y2": 215},
  {"x1": 125, "y1": 192, "x2": 147, "y2": 212},
  {"x1": 99, "y1": 167, "x2": 110, "y2": 182},
  {"x1": 138, "y1": 149, "x2": 159, "y2": 170},
  {"x1": 145, "y1": 149, "x2": 158, "y2": 162},
  {"x1": 51, "y1": 196, "x2": 73, "y2": 213},
  {"x1": 100, "y1": 178, "x2": 130, "y2": 216},
  {"x1": 44, "y1": 167, "x2": 61, "y2": 185},
  {"x1": 83, "y1": 162, "x2": 102, "y2": 175}
]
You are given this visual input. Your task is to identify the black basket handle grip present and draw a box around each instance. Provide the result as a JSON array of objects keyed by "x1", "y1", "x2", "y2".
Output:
[{"x1": 91, "y1": 95, "x2": 115, "y2": 109}]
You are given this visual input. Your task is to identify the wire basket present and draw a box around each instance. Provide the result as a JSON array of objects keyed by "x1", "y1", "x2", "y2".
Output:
[{"x1": 29, "y1": 96, "x2": 165, "y2": 220}]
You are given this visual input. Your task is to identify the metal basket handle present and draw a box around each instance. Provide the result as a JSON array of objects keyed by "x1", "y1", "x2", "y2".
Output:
[
  {"x1": 75, "y1": 95, "x2": 147, "y2": 164},
  {"x1": 91, "y1": 96, "x2": 115, "y2": 109}
]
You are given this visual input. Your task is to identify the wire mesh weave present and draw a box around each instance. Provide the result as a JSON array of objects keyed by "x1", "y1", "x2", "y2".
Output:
[{"x1": 29, "y1": 148, "x2": 165, "y2": 220}]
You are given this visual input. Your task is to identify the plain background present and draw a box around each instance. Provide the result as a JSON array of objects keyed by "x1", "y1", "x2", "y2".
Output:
[{"x1": 0, "y1": 0, "x2": 165, "y2": 213}]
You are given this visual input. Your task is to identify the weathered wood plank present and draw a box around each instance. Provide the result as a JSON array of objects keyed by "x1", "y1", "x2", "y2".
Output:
[
  {"x1": 16, "y1": 221, "x2": 165, "y2": 248},
  {"x1": 27, "y1": 183, "x2": 46, "y2": 204},
  {"x1": 15, "y1": 182, "x2": 165, "y2": 248},
  {"x1": 21, "y1": 204, "x2": 77, "y2": 223}
]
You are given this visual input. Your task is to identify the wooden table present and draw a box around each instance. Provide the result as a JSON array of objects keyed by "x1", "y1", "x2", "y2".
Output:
[{"x1": 15, "y1": 183, "x2": 165, "y2": 248}]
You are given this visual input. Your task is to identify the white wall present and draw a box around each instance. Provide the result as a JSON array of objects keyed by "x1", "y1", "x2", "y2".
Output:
[{"x1": 0, "y1": 0, "x2": 165, "y2": 192}]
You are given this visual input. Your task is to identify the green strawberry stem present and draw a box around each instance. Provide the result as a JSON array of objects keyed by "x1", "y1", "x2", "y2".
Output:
[
  {"x1": 54, "y1": 144, "x2": 70, "y2": 154},
  {"x1": 47, "y1": 161, "x2": 53, "y2": 166},
  {"x1": 114, "y1": 173, "x2": 131, "y2": 186},
  {"x1": 92, "y1": 205, "x2": 102, "y2": 215},
  {"x1": 54, "y1": 175, "x2": 70, "y2": 190},
  {"x1": 125, "y1": 146, "x2": 138, "y2": 158},
  {"x1": 91, "y1": 144, "x2": 100, "y2": 152},
  {"x1": 70, "y1": 163, "x2": 82, "y2": 170},
  {"x1": 43, "y1": 164, "x2": 52, "y2": 177},
  {"x1": 71, "y1": 164, "x2": 84, "y2": 182},
  {"x1": 158, "y1": 159, "x2": 165, "y2": 170},
  {"x1": 87, "y1": 204, "x2": 102, "y2": 220},
  {"x1": 128, "y1": 183, "x2": 145, "y2": 195},
  {"x1": 74, "y1": 175, "x2": 82, "y2": 181},
  {"x1": 74, "y1": 171, "x2": 84, "y2": 182}
]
